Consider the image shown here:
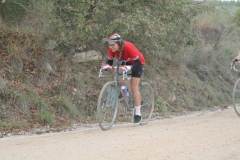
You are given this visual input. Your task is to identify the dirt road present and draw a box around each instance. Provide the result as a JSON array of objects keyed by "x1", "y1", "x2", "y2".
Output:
[{"x1": 1, "y1": 108, "x2": 240, "y2": 160}]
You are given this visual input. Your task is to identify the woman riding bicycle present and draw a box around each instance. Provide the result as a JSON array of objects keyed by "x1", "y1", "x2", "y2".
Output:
[{"x1": 101, "y1": 33, "x2": 145, "y2": 123}]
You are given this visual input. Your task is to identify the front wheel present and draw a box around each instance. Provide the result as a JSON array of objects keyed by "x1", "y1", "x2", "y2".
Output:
[
  {"x1": 233, "y1": 78, "x2": 240, "y2": 117},
  {"x1": 139, "y1": 82, "x2": 154, "y2": 125},
  {"x1": 97, "y1": 81, "x2": 119, "y2": 131}
]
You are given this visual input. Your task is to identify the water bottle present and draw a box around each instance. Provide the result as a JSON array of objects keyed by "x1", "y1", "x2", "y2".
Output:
[{"x1": 121, "y1": 86, "x2": 129, "y2": 97}]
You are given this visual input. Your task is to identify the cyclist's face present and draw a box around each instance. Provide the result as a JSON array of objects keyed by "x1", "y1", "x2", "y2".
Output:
[{"x1": 108, "y1": 42, "x2": 119, "y2": 52}]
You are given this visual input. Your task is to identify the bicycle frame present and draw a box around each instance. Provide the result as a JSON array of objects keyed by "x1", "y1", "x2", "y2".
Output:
[{"x1": 99, "y1": 61, "x2": 133, "y2": 108}]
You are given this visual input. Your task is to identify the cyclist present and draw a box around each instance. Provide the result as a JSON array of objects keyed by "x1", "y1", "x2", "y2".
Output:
[
  {"x1": 101, "y1": 33, "x2": 146, "y2": 123},
  {"x1": 232, "y1": 51, "x2": 240, "y2": 67}
]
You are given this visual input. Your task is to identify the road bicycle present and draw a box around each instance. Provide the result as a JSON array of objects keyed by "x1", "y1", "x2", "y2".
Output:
[
  {"x1": 231, "y1": 60, "x2": 240, "y2": 116},
  {"x1": 97, "y1": 59, "x2": 154, "y2": 131}
]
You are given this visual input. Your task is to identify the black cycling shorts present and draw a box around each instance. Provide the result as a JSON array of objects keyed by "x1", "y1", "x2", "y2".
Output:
[{"x1": 122, "y1": 62, "x2": 143, "y2": 78}]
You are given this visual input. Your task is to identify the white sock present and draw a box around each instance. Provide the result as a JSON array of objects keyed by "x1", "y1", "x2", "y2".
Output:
[{"x1": 135, "y1": 106, "x2": 141, "y2": 116}]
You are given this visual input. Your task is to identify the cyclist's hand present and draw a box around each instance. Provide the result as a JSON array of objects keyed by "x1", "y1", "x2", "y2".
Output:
[
  {"x1": 101, "y1": 64, "x2": 110, "y2": 70},
  {"x1": 121, "y1": 65, "x2": 131, "y2": 71}
]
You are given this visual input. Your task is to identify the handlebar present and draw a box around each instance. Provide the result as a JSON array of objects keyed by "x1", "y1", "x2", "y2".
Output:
[{"x1": 98, "y1": 65, "x2": 131, "y2": 80}]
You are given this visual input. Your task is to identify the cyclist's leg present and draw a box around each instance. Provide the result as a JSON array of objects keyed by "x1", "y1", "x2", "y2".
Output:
[
  {"x1": 131, "y1": 64, "x2": 143, "y2": 123},
  {"x1": 131, "y1": 77, "x2": 141, "y2": 106},
  {"x1": 131, "y1": 64, "x2": 143, "y2": 106},
  {"x1": 112, "y1": 69, "x2": 125, "y2": 86}
]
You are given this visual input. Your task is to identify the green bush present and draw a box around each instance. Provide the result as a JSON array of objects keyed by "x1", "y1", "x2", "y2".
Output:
[
  {"x1": 52, "y1": 97, "x2": 79, "y2": 118},
  {"x1": 155, "y1": 97, "x2": 169, "y2": 113},
  {"x1": 0, "y1": 0, "x2": 29, "y2": 23},
  {"x1": 233, "y1": 8, "x2": 240, "y2": 26},
  {"x1": 39, "y1": 111, "x2": 53, "y2": 125}
]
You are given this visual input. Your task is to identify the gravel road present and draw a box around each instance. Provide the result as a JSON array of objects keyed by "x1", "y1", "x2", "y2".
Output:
[{"x1": 0, "y1": 108, "x2": 240, "y2": 160}]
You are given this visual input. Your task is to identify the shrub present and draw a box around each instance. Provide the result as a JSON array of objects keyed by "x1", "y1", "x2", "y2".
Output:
[{"x1": 52, "y1": 97, "x2": 79, "y2": 118}]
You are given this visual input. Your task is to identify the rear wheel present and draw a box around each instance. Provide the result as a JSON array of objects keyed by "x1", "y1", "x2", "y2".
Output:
[
  {"x1": 139, "y1": 82, "x2": 154, "y2": 125},
  {"x1": 97, "y1": 82, "x2": 119, "y2": 131},
  {"x1": 233, "y1": 78, "x2": 240, "y2": 117}
]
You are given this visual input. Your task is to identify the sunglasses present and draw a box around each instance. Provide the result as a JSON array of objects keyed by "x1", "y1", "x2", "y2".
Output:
[{"x1": 108, "y1": 43, "x2": 117, "y2": 47}]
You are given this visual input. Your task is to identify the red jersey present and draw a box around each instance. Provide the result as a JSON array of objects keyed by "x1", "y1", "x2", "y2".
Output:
[{"x1": 107, "y1": 41, "x2": 145, "y2": 65}]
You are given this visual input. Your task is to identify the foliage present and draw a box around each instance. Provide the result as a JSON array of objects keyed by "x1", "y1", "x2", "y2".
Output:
[
  {"x1": 39, "y1": 111, "x2": 53, "y2": 125},
  {"x1": 233, "y1": 7, "x2": 240, "y2": 26},
  {"x1": 0, "y1": 0, "x2": 29, "y2": 23},
  {"x1": 1, "y1": 121, "x2": 23, "y2": 131},
  {"x1": 1, "y1": 0, "x2": 211, "y2": 55},
  {"x1": 46, "y1": 0, "x2": 210, "y2": 57},
  {"x1": 52, "y1": 96, "x2": 79, "y2": 118},
  {"x1": 155, "y1": 97, "x2": 168, "y2": 113}
]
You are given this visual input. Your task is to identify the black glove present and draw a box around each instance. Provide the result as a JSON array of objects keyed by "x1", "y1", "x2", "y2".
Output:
[{"x1": 234, "y1": 59, "x2": 239, "y2": 62}]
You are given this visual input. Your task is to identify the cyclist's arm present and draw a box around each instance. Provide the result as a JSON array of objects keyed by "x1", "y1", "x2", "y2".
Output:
[
  {"x1": 106, "y1": 49, "x2": 115, "y2": 66},
  {"x1": 106, "y1": 59, "x2": 113, "y2": 66}
]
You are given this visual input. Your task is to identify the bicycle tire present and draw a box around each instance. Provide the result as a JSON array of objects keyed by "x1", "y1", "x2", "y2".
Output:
[
  {"x1": 97, "y1": 81, "x2": 119, "y2": 131},
  {"x1": 139, "y1": 82, "x2": 154, "y2": 125},
  {"x1": 233, "y1": 78, "x2": 240, "y2": 117}
]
